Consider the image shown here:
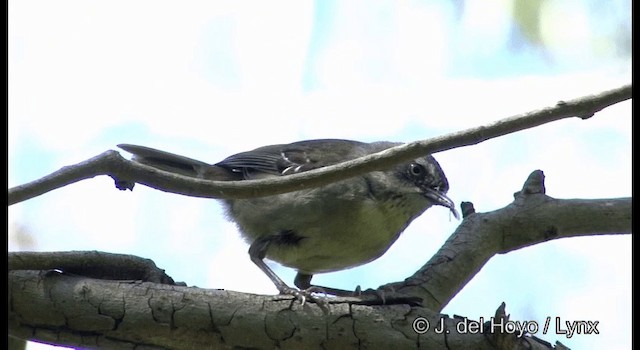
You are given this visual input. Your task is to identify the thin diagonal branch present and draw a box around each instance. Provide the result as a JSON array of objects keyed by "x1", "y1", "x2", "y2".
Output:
[{"x1": 8, "y1": 84, "x2": 631, "y2": 205}]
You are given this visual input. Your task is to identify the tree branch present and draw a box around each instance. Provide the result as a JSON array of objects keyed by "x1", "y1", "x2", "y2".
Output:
[
  {"x1": 8, "y1": 251, "x2": 181, "y2": 285},
  {"x1": 8, "y1": 270, "x2": 565, "y2": 350},
  {"x1": 383, "y1": 170, "x2": 631, "y2": 311},
  {"x1": 8, "y1": 84, "x2": 631, "y2": 205}
]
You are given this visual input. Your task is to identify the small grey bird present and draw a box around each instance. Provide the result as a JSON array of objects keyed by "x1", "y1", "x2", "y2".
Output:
[{"x1": 119, "y1": 139, "x2": 458, "y2": 300}]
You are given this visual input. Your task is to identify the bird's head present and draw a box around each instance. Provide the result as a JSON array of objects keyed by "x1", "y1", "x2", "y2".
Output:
[{"x1": 386, "y1": 155, "x2": 459, "y2": 220}]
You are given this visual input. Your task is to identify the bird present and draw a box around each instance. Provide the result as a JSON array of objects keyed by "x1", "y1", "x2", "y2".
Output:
[{"x1": 118, "y1": 139, "x2": 458, "y2": 301}]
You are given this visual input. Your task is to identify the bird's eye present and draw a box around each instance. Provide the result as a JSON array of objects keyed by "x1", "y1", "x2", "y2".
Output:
[{"x1": 409, "y1": 163, "x2": 425, "y2": 178}]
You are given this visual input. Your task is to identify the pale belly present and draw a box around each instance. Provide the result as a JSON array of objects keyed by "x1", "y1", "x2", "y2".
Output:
[{"x1": 227, "y1": 185, "x2": 430, "y2": 274}]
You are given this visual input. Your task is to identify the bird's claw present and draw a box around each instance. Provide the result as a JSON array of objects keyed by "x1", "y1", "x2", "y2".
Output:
[{"x1": 279, "y1": 286, "x2": 329, "y2": 307}]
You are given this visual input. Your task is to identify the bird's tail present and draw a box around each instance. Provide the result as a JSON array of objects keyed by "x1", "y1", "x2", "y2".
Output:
[{"x1": 118, "y1": 144, "x2": 226, "y2": 179}]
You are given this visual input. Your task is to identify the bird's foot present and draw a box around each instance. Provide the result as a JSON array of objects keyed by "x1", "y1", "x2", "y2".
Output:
[{"x1": 278, "y1": 285, "x2": 330, "y2": 308}]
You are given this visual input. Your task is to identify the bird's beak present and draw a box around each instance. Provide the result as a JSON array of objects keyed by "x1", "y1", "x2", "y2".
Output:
[{"x1": 424, "y1": 188, "x2": 460, "y2": 220}]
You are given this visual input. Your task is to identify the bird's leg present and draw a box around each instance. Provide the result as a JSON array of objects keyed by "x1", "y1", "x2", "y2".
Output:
[
  {"x1": 248, "y1": 237, "x2": 291, "y2": 292},
  {"x1": 248, "y1": 237, "x2": 324, "y2": 305},
  {"x1": 249, "y1": 239, "x2": 421, "y2": 306}
]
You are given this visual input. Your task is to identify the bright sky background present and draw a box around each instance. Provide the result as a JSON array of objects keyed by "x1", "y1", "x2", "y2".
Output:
[{"x1": 8, "y1": 1, "x2": 631, "y2": 349}]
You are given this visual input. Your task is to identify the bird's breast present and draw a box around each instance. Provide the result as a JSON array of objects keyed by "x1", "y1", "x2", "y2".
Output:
[{"x1": 226, "y1": 184, "x2": 430, "y2": 274}]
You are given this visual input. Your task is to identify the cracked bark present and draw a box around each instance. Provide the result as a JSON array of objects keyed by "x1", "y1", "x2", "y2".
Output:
[{"x1": 9, "y1": 269, "x2": 559, "y2": 350}]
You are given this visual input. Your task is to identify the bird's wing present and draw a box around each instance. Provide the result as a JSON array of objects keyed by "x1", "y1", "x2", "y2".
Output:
[{"x1": 215, "y1": 139, "x2": 378, "y2": 179}]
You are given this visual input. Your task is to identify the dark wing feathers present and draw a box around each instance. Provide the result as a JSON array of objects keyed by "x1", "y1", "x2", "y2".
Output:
[
  {"x1": 216, "y1": 151, "x2": 287, "y2": 177},
  {"x1": 215, "y1": 139, "x2": 376, "y2": 179}
]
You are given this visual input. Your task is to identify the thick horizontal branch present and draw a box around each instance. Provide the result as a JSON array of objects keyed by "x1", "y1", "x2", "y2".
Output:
[
  {"x1": 8, "y1": 84, "x2": 631, "y2": 205},
  {"x1": 384, "y1": 170, "x2": 631, "y2": 311},
  {"x1": 8, "y1": 270, "x2": 560, "y2": 350}
]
